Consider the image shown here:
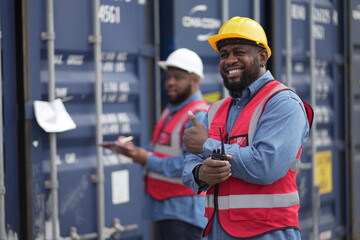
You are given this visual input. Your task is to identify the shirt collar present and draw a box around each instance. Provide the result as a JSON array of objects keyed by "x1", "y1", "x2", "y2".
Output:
[{"x1": 167, "y1": 90, "x2": 203, "y2": 115}]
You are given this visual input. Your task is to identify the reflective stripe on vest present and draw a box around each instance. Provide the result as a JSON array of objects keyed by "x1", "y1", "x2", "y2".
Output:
[
  {"x1": 146, "y1": 100, "x2": 209, "y2": 200},
  {"x1": 152, "y1": 145, "x2": 183, "y2": 157},
  {"x1": 206, "y1": 191, "x2": 300, "y2": 209},
  {"x1": 148, "y1": 171, "x2": 183, "y2": 184}
]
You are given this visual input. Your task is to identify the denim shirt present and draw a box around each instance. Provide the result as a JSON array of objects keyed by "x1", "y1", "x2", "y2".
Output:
[
  {"x1": 182, "y1": 71, "x2": 310, "y2": 239},
  {"x1": 143, "y1": 90, "x2": 207, "y2": 229}
]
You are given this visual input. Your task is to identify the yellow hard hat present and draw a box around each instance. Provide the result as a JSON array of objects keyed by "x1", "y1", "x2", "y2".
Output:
[{"x1": 208, "y1": 16, "x2": 271, "y2": 57}]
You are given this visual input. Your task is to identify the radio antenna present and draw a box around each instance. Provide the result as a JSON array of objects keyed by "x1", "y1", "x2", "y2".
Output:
[{"x1": 218, "y1": 126, "x2": 225, "y2": 154}]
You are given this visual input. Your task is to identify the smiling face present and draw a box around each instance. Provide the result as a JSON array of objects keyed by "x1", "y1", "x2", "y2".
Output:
[
  {"x1": 219, "y1": 43, "x2": 268, "y2": 96},
  {"x1": 165, "y1": 67, "x2": 200, "y2": 105}
]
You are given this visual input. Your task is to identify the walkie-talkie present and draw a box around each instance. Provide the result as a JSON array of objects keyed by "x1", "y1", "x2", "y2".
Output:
[{"x1": 211, "y1": 127, "x2": 227, "y2": 160}]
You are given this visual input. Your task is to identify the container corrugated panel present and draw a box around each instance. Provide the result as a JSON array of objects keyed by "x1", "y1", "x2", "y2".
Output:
[
  {"x1": 271, "y1": 1, "x2": 347, "y2": 239},
  {"x1": 159, "y1": 0, "x2": 224, "y2": 104},
  {"x1": 158, "y1": 0, "x2": 266, "y2": 104},
  {"x1": 24, "y1": 0, "x2": 151, "y2": 239},
  {"x1": 350, "y1": 0, "x2": 360, "y2": 238}
]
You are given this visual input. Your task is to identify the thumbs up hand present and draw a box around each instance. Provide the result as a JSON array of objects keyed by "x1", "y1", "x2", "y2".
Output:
[{"x1": 183, "y1": 111, "x2": 208, "y2": 154}]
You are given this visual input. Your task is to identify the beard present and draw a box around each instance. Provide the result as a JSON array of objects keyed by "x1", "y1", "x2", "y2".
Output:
[
  {"x1": 222, "y1": 71, "x2": 252, "y2": 93},
  {"x1": 167, "y1": 84, "x2": 193, "y2": 105},
  {"x1": 221, "y1": 59, "x2": 261, "y2": 94}
]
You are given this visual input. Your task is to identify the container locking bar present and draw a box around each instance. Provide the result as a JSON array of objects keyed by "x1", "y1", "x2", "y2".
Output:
[{"x1": 61, "y1": 218, "x2": 138, "y2": 240}]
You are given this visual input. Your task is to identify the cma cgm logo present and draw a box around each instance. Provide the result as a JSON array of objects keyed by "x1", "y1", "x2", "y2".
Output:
[
  {"x1": 182, "y1": 5, "x2": 221, "y2": 41},
  {"x1": 353, "y1": 4, "x2": 360, "y2": 20}
]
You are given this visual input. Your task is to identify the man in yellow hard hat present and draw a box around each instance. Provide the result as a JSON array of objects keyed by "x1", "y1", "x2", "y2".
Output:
[{"x1": 182, "y1": 17, "x2": 313, "y2": 240}]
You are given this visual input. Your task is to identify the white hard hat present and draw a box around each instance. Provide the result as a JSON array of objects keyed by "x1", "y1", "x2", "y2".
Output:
[{"x1": 158, "y1": 48, "x2": 204, "y2": 79}]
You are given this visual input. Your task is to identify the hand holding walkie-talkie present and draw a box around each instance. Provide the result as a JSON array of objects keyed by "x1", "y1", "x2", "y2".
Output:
[
  {"x1": 192, "y1": 125, "x2": 231, "y2": 186},
  {"x1": 211, "y1": 127, "x2": 228, "y2": 160}
]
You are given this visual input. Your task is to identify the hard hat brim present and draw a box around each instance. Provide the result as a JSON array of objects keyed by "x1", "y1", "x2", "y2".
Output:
[
  {"x1": 157, "y1": 61, "x2": 169, "y2": 70},
  {"x1": 208, "y1": 33, "x2": 272, "y2": 57},
  {"x1": 157, "y1": 61, "x2": 204, "y2": 79}
]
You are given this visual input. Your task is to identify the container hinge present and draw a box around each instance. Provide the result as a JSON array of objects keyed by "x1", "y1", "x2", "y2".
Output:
[
  {"x1": 41, "y1": 31, "x2": 56, "y2": 41},
  {"x1": 0, "y1": 186, "x2": 6, "y2": 195},
  {"x1": 88, "y1": 35, "x2": 102, "y2": 44},
  {"x1": 44, "y1": 180, "x2": 59, "y2": 190},
  {"x1": 91, "y1": 174, "x2": 105, "y2": 184}
]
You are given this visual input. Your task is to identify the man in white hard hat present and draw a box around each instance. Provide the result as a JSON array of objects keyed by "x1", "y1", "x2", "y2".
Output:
[{"x1": 117, "y1": 48, "x2": 208, "y2": 240}]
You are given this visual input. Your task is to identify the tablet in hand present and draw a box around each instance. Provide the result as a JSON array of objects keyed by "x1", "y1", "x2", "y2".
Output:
[{"x1": 99, "y1": 141, "x2": 133, "y2": 154}]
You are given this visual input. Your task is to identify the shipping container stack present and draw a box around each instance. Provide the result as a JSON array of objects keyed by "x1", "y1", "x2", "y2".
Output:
[{"x1": 1, "y1": 0, "x2": 360, "y2": 239}]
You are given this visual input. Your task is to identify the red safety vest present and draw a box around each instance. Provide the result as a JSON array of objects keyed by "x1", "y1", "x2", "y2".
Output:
[
  {"x1": 203, "y1": 80, "x2": 313, "y2": 238},
  {"x1": 145, "y1": 99, "x2": 209, "y2": 200}
]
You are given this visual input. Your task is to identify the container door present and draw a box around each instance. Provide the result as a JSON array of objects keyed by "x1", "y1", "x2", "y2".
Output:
[
  {"x1": 24, "y1": 1, "x2": 151, "y2": 239},
  {"x1": 271, "y1": 1, "x2": 347, "y2": 239},
  {"x1": 349, "y1": 0, "x2": 360, "y2": 239}
]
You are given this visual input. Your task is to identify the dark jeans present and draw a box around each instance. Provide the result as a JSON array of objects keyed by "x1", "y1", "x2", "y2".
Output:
[{"x1": 156, "y1": 219, "x2": 203, "y2": 240}]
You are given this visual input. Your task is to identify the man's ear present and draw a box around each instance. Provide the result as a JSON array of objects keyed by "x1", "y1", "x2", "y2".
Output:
[
  {"x1": 191, "y1": 75, "x2": 201, "y2": 91},
  {"x1": 259, "y1": 49, "x2": 269, "y2": 66}
]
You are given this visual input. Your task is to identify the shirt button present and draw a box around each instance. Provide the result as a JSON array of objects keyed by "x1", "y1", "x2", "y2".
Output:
[{"x1": 237, "y1": 105, "x2": 241, "y2": 109}]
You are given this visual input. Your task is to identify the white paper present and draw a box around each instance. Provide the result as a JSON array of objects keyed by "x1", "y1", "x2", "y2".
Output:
[
  {"x1": 34, "y1": 99, "x2": 76, "y2": 133},
  {"x1": 111, "y1": 170, "x2": 130, "y2": 205}
]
